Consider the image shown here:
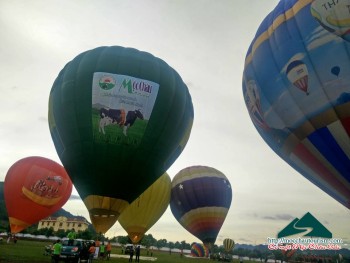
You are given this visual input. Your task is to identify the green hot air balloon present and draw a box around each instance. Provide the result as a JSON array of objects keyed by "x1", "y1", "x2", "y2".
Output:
[{"x1": 48, "y1": 46, "x2": 193, "y2": 233}]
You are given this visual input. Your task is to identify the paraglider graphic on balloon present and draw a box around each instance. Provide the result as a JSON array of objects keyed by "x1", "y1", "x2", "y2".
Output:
[
  {"x1": 244, "y1": 79, "x2": 269, "y2": 130},
  {"x1": 49, "y1": 45, "x2": 194, "y2": 233},
  {"x1": 170, "y1": 166, "x2": 232, "y2": 250},
  {"x1": 243, "y1": 0, "x2": 350, "y2": 210},
  {"x1": 4, "y1": 156, "x2": 73, "y2": 234}
]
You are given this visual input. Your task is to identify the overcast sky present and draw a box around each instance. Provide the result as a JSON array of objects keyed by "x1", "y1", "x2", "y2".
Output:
[{"x1": 1, "y1": 0, "x2": 349, "y2": 247}]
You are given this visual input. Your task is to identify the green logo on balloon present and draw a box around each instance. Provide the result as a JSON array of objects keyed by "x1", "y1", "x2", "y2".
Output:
[{"x1": 99, "y1": 76, "x2": 116, "y2": 90}]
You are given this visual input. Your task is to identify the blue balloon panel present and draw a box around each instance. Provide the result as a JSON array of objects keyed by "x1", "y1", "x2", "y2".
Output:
[{"x1": 243, "y1": 0, "x2": 350, "y2": 209}]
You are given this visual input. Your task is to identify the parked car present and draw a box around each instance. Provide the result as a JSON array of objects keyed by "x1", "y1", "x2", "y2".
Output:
[
  {"x1": 219, "y1": 253, "x2": 233, "y2": 262},
  {"x1": 59, "y1": 239, "x2": 90, "y2": 263},
  {"x1": 124, "y1": 244, "x2": 134, "y2": 254}
]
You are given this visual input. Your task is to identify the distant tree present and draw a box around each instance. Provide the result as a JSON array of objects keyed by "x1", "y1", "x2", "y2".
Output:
[
  {"x1": 31, "y1": 227, "x2": 49, "y2": 235},
  {"x1": 117, "y1": 235, "x2": 130, "y2": 245},
  {"x1": 141, "y1": 234, "x2": 156, "y2": 248},
  {"x1": 79, "y1": 229, "x2": 93, "y2": 240},
  {"x1": 44, "y1": 227, "x2": 54, "y2": 237},
  {"x1": 174, "y1": 241, "x2": 181, "y2": 249},
  {"x1": 272, "y1": 250, "x2": 283, "y2": 262},
  {"x1": 212, "y1": 244, "x2": 221, "y2": 254},
  {"x1": 108, "y1": 236, "x2": 117, "y2": 242},
  {"x1": 252, "y1": 249, "x2": 262, "y2": 260},
  {"x1": 181, "y1": 240, "x2": 191, "y2": 250},
  {"x1": 156, "y1": 239, "x2": 167, "y2": 250},
  {"x1": 0, "y1": 182, "x2": 8, "y2": 223},
  {"x1": 168, "y1": 241, "x2": 175, "y2": 253},
  {"x1": 56, "y1": 229, "x2": 66, "y2": 238},
  {"x1": 22, "y1": 224, "x2": 39, "y2": 234}
]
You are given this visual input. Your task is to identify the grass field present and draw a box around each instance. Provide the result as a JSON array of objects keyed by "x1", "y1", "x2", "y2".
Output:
[
  {"x1": 0, "y1": 239, "x2": 243, "y2": 263},
  {"x1": 92, "y1": 108, "x2": 148, "y2": 147}
]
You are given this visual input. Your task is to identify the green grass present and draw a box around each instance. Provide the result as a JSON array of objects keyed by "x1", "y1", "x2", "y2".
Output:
[
  {"x1": 92, "y1": 110, "x2": 148, "y2": 147},
  {"x1": 0, "y1": 239, "x2": 244, "y2": 263}
]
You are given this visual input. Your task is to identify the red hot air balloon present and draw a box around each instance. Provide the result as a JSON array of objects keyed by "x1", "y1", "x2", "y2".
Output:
[{"x1": 4, "y1": 156, "x2": 73, "y2": 233}]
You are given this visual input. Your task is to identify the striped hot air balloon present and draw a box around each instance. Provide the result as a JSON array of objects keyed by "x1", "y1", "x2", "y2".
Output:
[
  {"x1": 190, "y1": 243, "x2": 209, "y2": 258},
  {"x1": 223, "y1": 238, "x2": 235, "y2": 252},
  {"x1": 242, "y1": 0, "x2": 350, "y2": 209},
  {"x1": 170, "y1": 166, "x2": 232, "y2": 248}
]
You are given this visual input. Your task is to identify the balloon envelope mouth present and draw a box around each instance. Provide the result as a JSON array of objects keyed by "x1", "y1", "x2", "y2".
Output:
[
  {"x1": 9, "y1": 217, "x2": 31, "y2": 234},
  {"x1": 90, "y1": 209, "x2": 119, "y2": 217},
  {"x1": 83, "y1": 195, "x2": 130, "y2": 217}
]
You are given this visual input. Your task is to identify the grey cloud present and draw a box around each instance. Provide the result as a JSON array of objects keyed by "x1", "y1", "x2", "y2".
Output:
[
  {"x1": 262, "y1": 214, "x2": 294, "y2": 221},
  {"x1": 69, "y1": 194, "x2": 81, "y2": 201}
]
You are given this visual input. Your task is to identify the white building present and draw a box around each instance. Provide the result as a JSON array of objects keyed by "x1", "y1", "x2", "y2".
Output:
[{"x1": 37, "y1": 216, "x2": 89, "y2": 232}]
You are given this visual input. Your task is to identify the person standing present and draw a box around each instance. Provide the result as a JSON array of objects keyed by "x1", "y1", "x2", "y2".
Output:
[
  {"x1": 129, "y1": 246, "x2": 134, "y2": 262},
  {"x1": 106, "y1": 241, "x2": 112, "y2": 260},
  {"x1": 135, "y1": 245, "x2": 141, "y2": 262},
  {"x1": 52, "y1": 239, "x2": 62, "y2": 263},
  {"x1": 88, "y1": 242, "x2": 96, "y2": 263},
  {"x1": 67, "y1": 228, "x2": 76, "y2": 246},
  {"x1": 100, "y1": 242, "x2": 106, "y2": 259}
]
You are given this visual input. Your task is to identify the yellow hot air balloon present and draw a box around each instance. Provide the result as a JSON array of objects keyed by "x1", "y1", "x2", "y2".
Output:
[
  {"x1": 223, "y1": 238, "x2": 235, "y2": 252},
  {"x1": 118, "y1": 173, "x2": 171, "y2": 244}
]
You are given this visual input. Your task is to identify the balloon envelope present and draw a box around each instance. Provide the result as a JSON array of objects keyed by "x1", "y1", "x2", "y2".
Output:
[
  {"x1": 118, "y1": 173, "x2": 171, "y2": 244},
  {"x1": 170, "y1": 166, "x2": 232, "y2": 247},
  {"x1": 48, "y1": 46, "x2": 193, "y2": 233},
  {"x1": 243, "y1": 0, "x2": 350, "y2": 209},
  {"x1": 223, "y1": 238, "x2": 235, "y2": 252},
  {"x1": 4, "y1": 156, "x2": 72, "y2": 233},
  {"x1": 191, "y1": 243, "x2": 209, "y2": 258}
]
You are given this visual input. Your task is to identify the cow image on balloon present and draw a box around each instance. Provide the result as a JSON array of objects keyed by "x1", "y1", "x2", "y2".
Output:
[{"x1": 99, "y1": 107, "x2": 144, "y2": 136}]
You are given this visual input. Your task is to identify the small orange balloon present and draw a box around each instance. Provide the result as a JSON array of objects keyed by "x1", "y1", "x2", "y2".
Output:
[{"x1": 4, "y1": 156, "x2": 73, "y2": 233}]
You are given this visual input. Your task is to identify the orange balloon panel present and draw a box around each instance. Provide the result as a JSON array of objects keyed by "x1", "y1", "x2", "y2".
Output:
[{"x1": 4, "y1": 156, "x2": 73, "y2": 233}]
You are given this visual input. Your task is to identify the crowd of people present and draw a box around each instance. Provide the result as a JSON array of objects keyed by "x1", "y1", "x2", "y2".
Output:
[
  {"x1": 43, "y1": 228, "x2": 154, "y2": 263},
  {"x1": 48, "y1": 228, "x2": 128, "y2": 262},
  {"x1": 49, "y1": 238, "x2": 113, "y2": 262}
]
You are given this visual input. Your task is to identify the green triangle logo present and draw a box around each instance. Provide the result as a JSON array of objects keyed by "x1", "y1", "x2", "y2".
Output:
[{"x1": 277, "y1": 212, "x2": 332, "y2": 238}]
